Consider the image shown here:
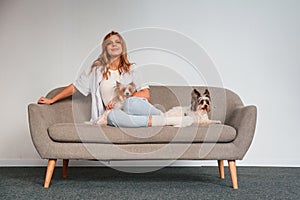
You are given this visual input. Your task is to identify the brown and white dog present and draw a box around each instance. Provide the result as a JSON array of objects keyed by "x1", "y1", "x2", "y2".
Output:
[
  {"x1": 97, "y1": 81, "x2": 135, "y2": 125},
  {"x1": 165, "y1": 89, "x2": 221, "y2": 125}
]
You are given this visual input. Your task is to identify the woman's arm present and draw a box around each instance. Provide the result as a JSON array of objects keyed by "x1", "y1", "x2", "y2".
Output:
[
  {"x1": 106, "y1": 88, "x2": 150, "y2": 109},
  {"x1": 38, "y1": 84, "x2": 78, "y2": 105},
  {"x1": 133, "y1": 88, "x2": 150, "y2": 101}
]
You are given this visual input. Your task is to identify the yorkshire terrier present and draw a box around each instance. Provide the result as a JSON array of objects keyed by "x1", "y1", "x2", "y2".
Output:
[
  {"x1": 165, "y1": 89, "x2": 221, "y2": 125},
  {"x1": 97, "y1": 81, "x2": 135, "y2": 125}
]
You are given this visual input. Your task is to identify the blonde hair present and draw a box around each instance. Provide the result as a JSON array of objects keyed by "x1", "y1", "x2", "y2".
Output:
[{"x1": 90, "y1": 31, "x2": 133, "y2": 79}]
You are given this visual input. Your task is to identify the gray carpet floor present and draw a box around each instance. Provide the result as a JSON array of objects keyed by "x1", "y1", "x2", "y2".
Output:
[{"x1": 0, "y1": 166, "x2": 299, "y2": 199}]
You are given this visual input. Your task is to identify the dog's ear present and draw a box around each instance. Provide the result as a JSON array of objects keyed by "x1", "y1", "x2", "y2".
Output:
[
  {"x1": 192, "y1": 89, "x2": 201, "y2": 98},
  {"x1": 129, "y1": 82, "x2": 136, "y2": 88},
  {"x1": 115, "y1": 81, "x2": 121, "y2": 88},
  {"x1": 191, "y1": 89, "x2": 201, "y2": 111},
  {"x1": 129, "y1": 82, "x2": 136, "y2": 92},
  {"x1": 204, "y1": 89, "x2": 210, "y2": 98}
]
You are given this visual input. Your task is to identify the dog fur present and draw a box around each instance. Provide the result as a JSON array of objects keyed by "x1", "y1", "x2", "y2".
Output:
[{"x1": 165, "y1": 89, "x2": 221, "y2": 125}]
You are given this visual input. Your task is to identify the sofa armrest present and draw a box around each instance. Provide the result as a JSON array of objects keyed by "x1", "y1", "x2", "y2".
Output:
[
  {"x1": 28, "y1": 104, "x2": 53, "y2": 158},
  {"x1": 28, "y1": 102, "x2": 73, "y2": 158},
  {"x1": 225, "y1": 105, "x2": 257, "y2": 159}
]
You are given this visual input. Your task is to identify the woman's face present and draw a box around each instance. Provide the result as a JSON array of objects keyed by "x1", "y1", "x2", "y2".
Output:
[{"x1": 106, "y1": 35, "x2": 123, "y2": 59}]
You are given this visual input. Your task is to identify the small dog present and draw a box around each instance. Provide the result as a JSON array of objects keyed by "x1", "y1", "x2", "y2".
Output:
[
  {"x1": 97, "y1": 81, "x2": 135, "y2": 125},
  {"x1": 165, "y1": 89, "x2": 221, "y2": 125}
]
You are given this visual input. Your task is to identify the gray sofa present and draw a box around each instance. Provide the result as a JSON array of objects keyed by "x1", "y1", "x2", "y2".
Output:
[{"x1": 28, "y1": 86, "x2": 257, "y2": 189}]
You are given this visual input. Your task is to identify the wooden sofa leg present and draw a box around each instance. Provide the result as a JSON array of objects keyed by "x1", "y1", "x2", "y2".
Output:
[
  {"x1": 63, "y1": 159, "x2": 69, "y2": 179},
  {"x1": 218, "y1": 160, "x2": 225, "y2": 179},
  {"x1": 228, "y1": 160, "x2": 238, "y2": 189},
  {"x1": 44, "y1": 159, "x2": 57, "y2": 188}
]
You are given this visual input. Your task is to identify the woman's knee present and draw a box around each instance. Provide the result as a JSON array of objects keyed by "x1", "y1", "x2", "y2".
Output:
[{"x1": 123, "y1": 97, "x2": 140, "y2": 114}]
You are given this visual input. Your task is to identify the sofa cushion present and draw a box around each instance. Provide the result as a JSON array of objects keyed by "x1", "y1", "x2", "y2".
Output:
[{"x1": 48, "y1": 123, "x2": 236, "y2": 144}]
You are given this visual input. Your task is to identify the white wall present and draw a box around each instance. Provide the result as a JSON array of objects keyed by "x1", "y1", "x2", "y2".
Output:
[{"x1": 1, "y1": 0, "x2": 299, "y2": 166}]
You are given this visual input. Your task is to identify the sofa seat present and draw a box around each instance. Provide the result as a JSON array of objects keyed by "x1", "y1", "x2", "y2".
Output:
[{"x1": 48, "y1": 123, "x2": 236, "y2": 144}]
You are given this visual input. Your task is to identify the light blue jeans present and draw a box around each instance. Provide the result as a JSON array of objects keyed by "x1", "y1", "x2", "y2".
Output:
[{"x1": 107, "y1": 97, "x2": 162, "y2": 128}]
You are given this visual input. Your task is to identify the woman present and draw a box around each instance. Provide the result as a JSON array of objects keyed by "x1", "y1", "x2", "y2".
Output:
[{"x1": 38, "y1": 31, "x2": 193, "y2": 127}]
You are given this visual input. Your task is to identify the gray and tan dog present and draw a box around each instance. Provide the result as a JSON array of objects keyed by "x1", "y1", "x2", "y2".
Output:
[{"x1": 165, "y1": 89, "x2": 221, "y2": 125}]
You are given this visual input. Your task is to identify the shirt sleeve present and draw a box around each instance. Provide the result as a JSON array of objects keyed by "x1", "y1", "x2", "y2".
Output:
[
  {"x1": 73, "y1": 68, "x2": 91, "y2": 96},
  {"x1": 132, "y1": 67, "x2": 149, "y2": 91}
]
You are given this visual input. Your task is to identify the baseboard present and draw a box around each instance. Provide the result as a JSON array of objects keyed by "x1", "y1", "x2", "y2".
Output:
[
  {"x1": 0, "y1": 160, "x2": 299, "y2": 167},
  {"x1": 0, "y1": 160, "x2": 217, "y2": 167}
]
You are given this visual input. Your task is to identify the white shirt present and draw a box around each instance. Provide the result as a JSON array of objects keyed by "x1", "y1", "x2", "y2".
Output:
[{"x1": 99, "y1": 69, "x2": 120, "y2": 106}]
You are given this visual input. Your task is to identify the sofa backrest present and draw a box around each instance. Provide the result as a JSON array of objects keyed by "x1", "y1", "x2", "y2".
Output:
[{"x1": 46, "y1": 86, "x2": 243, "y2": 123}]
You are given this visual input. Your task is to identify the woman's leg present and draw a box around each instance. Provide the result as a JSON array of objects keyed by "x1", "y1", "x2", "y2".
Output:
[
  {"x1": 107, "y1": 109, "x2": 149, "y2": 128},
  {"x1": 107, "y1": 97, "x2": 193, "y2": 128},
  {"x1": 123, "y1": 97, "x2": 162, "y2": 116}
]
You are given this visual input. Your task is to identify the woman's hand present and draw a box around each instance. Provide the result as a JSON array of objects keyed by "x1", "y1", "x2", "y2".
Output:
[
  {"x1": 106, "y1": 98, "x2": 116, "y2": 110},
  {"x1": 38, "y1": 97, "x2": 54, "y2": 105}
]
